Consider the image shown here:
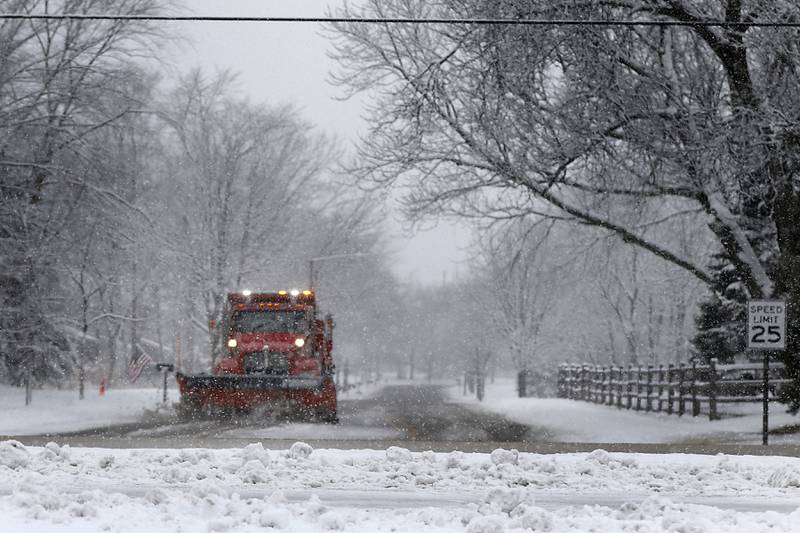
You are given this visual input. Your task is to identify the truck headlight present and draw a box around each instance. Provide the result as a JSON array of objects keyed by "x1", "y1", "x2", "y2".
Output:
[
  {"x1": 227, "y1": 339, "x2": 237, "y2": 348},
  {"x1": 294, "y1": 338, "x2": 305, "y2": 348}
]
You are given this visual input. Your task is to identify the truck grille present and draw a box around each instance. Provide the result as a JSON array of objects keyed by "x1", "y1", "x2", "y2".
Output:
[{"x1": 243, "y1": 351, "x2": 289, "y2": 375}]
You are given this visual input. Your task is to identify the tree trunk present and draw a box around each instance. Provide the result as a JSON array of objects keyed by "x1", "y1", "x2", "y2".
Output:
[
  {"x1": 78, "y1": 365, "x2": 85, "y2": 400},
  {"x1": 773, "y1": 183, "x2": 800, "y2": 411}
]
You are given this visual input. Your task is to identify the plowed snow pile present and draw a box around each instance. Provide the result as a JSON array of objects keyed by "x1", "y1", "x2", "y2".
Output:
[{"x1": 1, "y1": 440, "x2": 798, "y2": 532}]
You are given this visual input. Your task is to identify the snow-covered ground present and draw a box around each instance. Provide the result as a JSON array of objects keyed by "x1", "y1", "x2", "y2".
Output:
[
  {"x1": 0, "y1": 385, "x2": 167, "y2": 436},
  {"x1": 1, "y1": 440, "x2": 798, "y2": 532},
  {"x1": 6, "y1": 378, "x2": 799, "y2": 445},
  {"x1": 447, "y1": 379, "x2": 800, "y2": 445}
]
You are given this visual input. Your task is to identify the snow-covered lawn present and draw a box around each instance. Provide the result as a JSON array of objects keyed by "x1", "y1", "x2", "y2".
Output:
[
  {"x1": 1, "y1": 440, "x2": 798, "y2": 532},
  {"x1": 0, "y1": 385, "x2": 167, "y2": 436},
  {"x1": 447, "y1": 379, "x2": 800, "y2": 444}
]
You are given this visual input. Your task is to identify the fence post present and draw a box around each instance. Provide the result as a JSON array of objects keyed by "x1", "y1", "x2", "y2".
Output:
[
  {"x1": 612, "y1": 367, "x2": 618, "y2": 406},
  {"x1": 611, "y1": 366, "x2": 618, "y2": 406},
  {"x1": 667, "y1": 364, "x2": 675, "y2": 415},
  {"x1": 691, "y1": 360, "x2": 700, "y2": 417},
  {"x1": 657, "y1": 364, "x2": 665, "y2": 412},
  {"x1": 599, "y1": 365, "x2": 605, "y2": 404},
  {"x1": 581, "y1": 365, "x2": 589, "y2": 401},
  {"x1": 708, "y1": 358, "x2": 718, "y2": 421},
  {"x1": 569, "y1": 365, "x2": 580, "y2": 400},
  {"x1": 600, "y1": 366, "x2": 606, "y2": 404},
  {"x1": 566, "y1": 365, "x2": 572, "y2": 398},
  {"x1": 611, "y1": 366, "x2": 617, "y2": 407},
  {"x1": 597, "y1": 366, "x2": 603, "y2": 404},
  {"x1": 583, "y1": 365, "x2": 589, "y2": 402},
  {"x1": 602, "y1": 366, "x2": 607, "y2": 404},
  {"x1": 593, "y1": 365, "x2": 602, "y2": 403},
  {"x1": 626, "y1": 365, "x2": 633, "y2": 410},
  {"x1": 636, "y1": 366, "x2": 643, "y2": 411},
  {"x1": 593, "y1": 366, "x2": 599, "y2": 403},
  {"x1": 645, "y1": 365, "x2": 654, "y2": 412},
  {"x1": 606, "y1": 367, "x2": 614, "y2": 405},
  {"x1": 616, "y1": 366, "x2": 623, "y2": 408},
  {"x1": 597, "y1": 365, "x2": 603, "y2": 403},
  {"x1": 678, "y1": 363, "x2": 686, "y2": 416}
]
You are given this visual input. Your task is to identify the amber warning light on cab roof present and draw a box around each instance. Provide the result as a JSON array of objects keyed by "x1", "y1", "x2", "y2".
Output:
[{"x1": 227, "y1": 290, "x2": 315, "y2": 304}]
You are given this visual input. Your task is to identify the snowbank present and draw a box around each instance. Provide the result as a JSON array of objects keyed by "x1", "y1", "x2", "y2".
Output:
[
  {"x1": 1, "y1": 440, "x2": 799, "y2": 532},
  {"x1": 447, "y1": 379, "x2": 800, "y2": 444}
]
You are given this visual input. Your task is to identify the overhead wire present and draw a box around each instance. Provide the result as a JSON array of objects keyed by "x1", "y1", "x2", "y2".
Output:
[{"x1": 0, "y1": 13, "x2": 797, "y2": 28}]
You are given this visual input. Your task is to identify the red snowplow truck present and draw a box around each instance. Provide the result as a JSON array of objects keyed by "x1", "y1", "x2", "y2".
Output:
[{"x1": 176, "y1": 290, "x2": 337, "y2": 422}]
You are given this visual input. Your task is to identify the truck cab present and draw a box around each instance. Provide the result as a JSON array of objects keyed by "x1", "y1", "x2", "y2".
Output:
[{"x1": 216, "y1": 290, "x2": 322, "y2": 377}]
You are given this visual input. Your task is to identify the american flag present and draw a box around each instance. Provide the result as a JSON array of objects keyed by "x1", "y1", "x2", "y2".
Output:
[{"x1": 128, "y1": 344, "x2": 153, "y2": 383}]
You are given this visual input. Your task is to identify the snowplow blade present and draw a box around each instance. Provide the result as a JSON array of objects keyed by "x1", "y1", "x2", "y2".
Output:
[
  {"x1": 175, "y1": 372, "x2": 337, "y2": 420},
  {"x1": 178, "y1": 373, "x2": 325, "y2": 391}
]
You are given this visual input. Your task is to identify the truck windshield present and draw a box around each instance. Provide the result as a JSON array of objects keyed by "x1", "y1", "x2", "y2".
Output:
[{"x1": 231, "y1": 310, "x2": 306, "y2": 334}]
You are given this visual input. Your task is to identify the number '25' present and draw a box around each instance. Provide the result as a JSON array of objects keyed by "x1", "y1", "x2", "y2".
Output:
[{"x1": 751, "y1": 325, "x2": 781, "y2": 343}]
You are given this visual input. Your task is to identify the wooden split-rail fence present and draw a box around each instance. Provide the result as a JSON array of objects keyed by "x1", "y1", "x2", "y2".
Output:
[{"x1": 556, "y1": 358, "x2": 792, "y2": 420}]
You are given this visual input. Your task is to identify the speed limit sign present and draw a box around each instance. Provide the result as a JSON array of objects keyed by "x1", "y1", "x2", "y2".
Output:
[{"x1": 747, "y1": 300, "x2": 786, "y2": 350}]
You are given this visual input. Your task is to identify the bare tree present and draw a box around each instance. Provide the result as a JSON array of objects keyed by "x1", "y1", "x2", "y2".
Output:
[
  {"x1": 479, "y1": 220, "x2": 558, "y2": 374},
  {"x1": 329, "y1": 0, "x2": 800, "y2": 407},
  {"x1": 158, "y1": 70, "x2": 372, "y2": 365},
  {"x1": 0, "y1": 0, "x2": 168, "y2": 386},
  {"x1": 590, "y1": 243, "x2": 702, "y2": 365}
]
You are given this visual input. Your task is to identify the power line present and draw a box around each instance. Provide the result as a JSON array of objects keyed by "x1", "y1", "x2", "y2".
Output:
[{"x1": 0, "y1": 13, "x2": 798, "y2": 28}]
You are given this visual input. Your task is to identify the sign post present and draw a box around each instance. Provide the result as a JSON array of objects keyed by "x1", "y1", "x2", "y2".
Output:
[
  {"x1": 155, "y1": 363, "x2": 175, "y2": 405},
  {"x1": 747, "y1": 300, "x2": 787, "y2": 446}
]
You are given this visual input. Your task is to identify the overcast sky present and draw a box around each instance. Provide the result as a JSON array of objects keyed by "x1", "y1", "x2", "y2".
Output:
[{"x1": 166, "y1": 0, "x2": 471, "y2": 285}]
